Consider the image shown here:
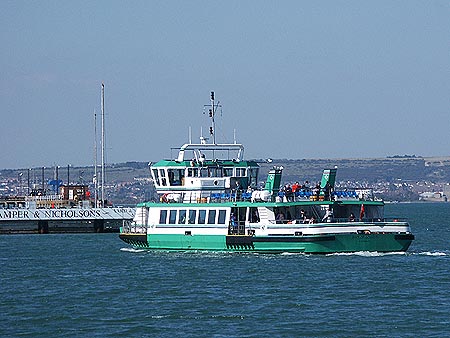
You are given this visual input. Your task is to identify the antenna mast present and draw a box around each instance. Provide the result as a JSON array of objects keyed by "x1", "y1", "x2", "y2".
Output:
[
  {"x1": 209, "y1": 91, "x2": 216, "y2": 144},
  {"x1": 101, "y1": 83, "x2": 105, "y2": 206}
]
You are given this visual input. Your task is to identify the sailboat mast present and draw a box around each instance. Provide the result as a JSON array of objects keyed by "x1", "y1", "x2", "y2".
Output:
[
  {"x1": 93, "y1": 108, "x2": 98, "y2": 207},
  {"x1": 101, "y1": 83, "x2": 105, "y2": 206}
]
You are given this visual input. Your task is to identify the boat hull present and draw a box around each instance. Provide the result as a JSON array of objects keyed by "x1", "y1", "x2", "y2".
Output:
[{"x1": 119, "y1": 232, "x2": 414, "y2": 254}]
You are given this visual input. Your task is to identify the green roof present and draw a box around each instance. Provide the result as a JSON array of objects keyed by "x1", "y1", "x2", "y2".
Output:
[{"x1": 152, "y1": 160, "x2": 259, "y2": 168}]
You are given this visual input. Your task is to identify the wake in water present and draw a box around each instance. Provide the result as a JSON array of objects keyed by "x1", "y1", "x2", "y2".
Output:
[
  {"x1": 326, "y1": 251, "x2": 406, "y2": 257},
  {"x1": 120, "y1": 247, "x2": 449, "y2": 257},
  {"x1": 120, "y1": 247, "x2": 146, "y2": 253},
  {"x1": 326, "y1": 251, "x2": 449, "y2": 257},
  {"x1": 415, "y1": 251, "x2": 448, "y2": 256}
]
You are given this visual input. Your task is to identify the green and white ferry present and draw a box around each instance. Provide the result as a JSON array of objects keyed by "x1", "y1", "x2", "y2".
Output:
[{"x1": 119, "y1": 93, "x2": 414, "y2": 253}]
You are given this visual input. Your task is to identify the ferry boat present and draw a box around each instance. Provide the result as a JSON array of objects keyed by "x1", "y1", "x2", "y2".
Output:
[{"x1": 119, "y1": 93, "x2": 414, "y2": 253}]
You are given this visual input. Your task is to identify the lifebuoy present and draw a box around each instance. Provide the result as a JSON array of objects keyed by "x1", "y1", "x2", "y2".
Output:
[{"x1": 160, "y1": 193, "x2": 169, "y2": 203}]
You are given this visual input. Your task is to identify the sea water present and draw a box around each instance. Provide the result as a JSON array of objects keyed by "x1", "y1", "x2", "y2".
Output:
[{"x1": 0, "y1": 203, "x2": 449, "y2": 337}]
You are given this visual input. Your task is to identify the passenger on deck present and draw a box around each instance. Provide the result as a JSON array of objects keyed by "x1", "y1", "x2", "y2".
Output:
[
  {"x1": 284, "y1": 184, "x2": 293, "y2": 202},
  {"x1": 349, "y1": 213, "x2": 356, "y2": 222},
  {"x1": 302, "y1": 181, "x2": 310, "y2": 190},
  {"x1": 322, "y1": 207, "x2": 333, "y2": 222},
  {"x1": 300, "y1": 209, "x2": 307, "y2": 223},
  {"x1": 276, "y1": 212, "x2": 285, "y2": 224},
  {"x1": 230, "y1": 213, "x2": 238, "y2": 234},
  {"x1": 324, "y1": 182, "x2": 332, "y2": 201},
  {"x1": 313, "y1": 183, "x2": 320, "y2": 199}
]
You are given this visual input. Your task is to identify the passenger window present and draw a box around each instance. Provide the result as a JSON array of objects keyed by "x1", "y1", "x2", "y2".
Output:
[
  {"x1": 188, "y1": 210, "x2": 197, "y2": 224},
  {"x1": 159, "y1": 210, "x2": 167, "y2": 224},
  {"x1": 169, "y1": 210, "x2": 177, "y2": 224},
  {"x1": 208, "y1": 210, "x2": 216, "y2": 224},
  {"x1": 198, "y1": 210, "x2": 206, "y2": 224},
  {"x1": 218, "y1": 210, "x2": 226, "y2": 224},
  {"x1": 178, "y1": 210, "x2": 186, "y2": 224}
]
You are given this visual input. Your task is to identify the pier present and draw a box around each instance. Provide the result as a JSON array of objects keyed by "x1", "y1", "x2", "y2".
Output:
[{"x1": 0, "y1": 207, "x2": 135, "y2": 234}]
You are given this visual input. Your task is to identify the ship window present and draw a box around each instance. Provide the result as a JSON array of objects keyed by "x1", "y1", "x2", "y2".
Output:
[
  {"x1": 249, "y1": 168, "x2": 258, "y2": 187},
  {"x1": 209, "y1": 167, "x2": 223, "y2": 178},
  {"x1": 159, "y1": 169, "x2": 167, "y2": 186},
  {"x1": 168, "y1": 169, "x2": 184, "y2": 186},
  {"x1": 188, "y1": 210, "x2": 196, "y2": 224},
  {"x1": 152, "y1": 169, "x2": 160, "y2": 185},
  {"x1": 218, "y1": 210, "x2": 226, "y2": 224},
  {"x1": 198, "y1": 210, "x2": 206, "y2": 224},
  {"x1": 159, "y1": 210, "x2": 167, "y2": 224},
  {"x1": 249, "y1": 207, "x2": 260, "y2": 223},
  {"x1": 223, "y1": 168, "x2": 234, "y2": 177},
  {"x1": 178, "y1": 210, "x2": 186, "y2": 224},
  {"x1": 236, "y1": 168, "x2": 246, "y2": 177},
  {"x1": 169, "y1": 210, "x2": 177, "y2": 224},
  {"x1": 208, "y1": 210, "x2": 216, "y2": 224},
  {"x1": 187, "y1": 168, "x2": 198, "y2": 177},
  {"x1": 200, "y1": 168, "x2": 209, "y2": 177}
]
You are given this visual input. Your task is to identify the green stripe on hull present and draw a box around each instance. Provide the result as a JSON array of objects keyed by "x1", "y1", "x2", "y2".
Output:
[{"x1": 120, "y1": 233, "x2": 413, "y2": 253}]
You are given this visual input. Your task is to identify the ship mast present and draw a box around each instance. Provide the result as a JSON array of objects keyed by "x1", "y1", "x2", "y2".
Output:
[
  {"x1": 101, "y1": 83, "x2": 105, "y2": 207},
  {"x1": 209, "y1": 91, "x2": 216, "y2": 144},
  {"x1": 93, "y1": 108, "x2": 98, "y2": 207}
]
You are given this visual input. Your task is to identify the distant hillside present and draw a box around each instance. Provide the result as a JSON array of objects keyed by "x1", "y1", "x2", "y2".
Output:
[{"x1": 2, "y1": 156, "x2": 450, "y2": 186}]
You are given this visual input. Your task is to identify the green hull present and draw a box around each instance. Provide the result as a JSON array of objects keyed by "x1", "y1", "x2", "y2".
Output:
[{"x1": 119, "y1": 232, "x2": 414, "y2": 254}]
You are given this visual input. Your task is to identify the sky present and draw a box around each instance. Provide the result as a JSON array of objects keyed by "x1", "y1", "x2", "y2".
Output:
[{"x1": 1, "y1": 0, "x2": 450, "y2": 169}]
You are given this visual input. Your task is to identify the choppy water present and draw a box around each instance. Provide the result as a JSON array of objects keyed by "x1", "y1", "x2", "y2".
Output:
[{"x1": 1, "y1": 203, "x2": 449, "y2": 337}]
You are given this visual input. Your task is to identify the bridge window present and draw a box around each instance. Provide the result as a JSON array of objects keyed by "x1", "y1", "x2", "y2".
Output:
[
  {"x1": 168, "y1": 169, "x2": 184, "y2": 186},
  {"x1": 152, "y1": 169, "x2": 160, "y2": 185},
  {"x1": 159, "y1": 169, "x2": 167, "y2": 186},
  {"x1": 187, "y1": 168, "x2": 198, "y2": 177},
  {"x1": 200, "y1": 168, "x2": 209, "y2": 177},
  {"x1": 223, "y1": 167, "x2": 233, "y2": 177},
  {"x1": 209, "y1": 167, "x2": 223, "y2": 178},
  {"x1": 236, "y1": 168, "x2": 246, "y2": 177}
]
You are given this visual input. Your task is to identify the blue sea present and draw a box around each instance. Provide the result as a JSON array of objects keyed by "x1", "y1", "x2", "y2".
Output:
[{"x1": 1, "y1": 203, "x2": 449, "y2": 337}]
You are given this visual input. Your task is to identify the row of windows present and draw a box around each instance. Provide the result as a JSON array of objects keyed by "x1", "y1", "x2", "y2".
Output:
[
  {"x1": 152, "y1": 167, "x2": 258, "y2": 186},
  {"x1": 159, "y1": 209, "x2": 227, "y2": 225}
]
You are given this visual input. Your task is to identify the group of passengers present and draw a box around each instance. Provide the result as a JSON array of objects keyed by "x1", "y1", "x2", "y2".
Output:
[
  {"x1": 281, "y1": 180, "x2": 333, "y2": 202},
  {"x1": 276, "y1": 208, "x2": 317, "y2": 224}
]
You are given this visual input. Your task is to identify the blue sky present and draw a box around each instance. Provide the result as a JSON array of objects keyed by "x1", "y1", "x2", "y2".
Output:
[{"x1": 1, "y1": 1, "x2": 449, "y2": 169}]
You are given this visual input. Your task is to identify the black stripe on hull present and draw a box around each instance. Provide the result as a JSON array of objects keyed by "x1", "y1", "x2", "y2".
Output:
[
  {"x1": 119, "y1": 234, "x2": 149, "y2": 248},
  {"x1": 395, "y1": 234, "x2": 415, "y2": 241},
  {"x1": 225, "y1": 234, "x2": 336, "y2": 250},
  {"x1": 252, "y1": 235, "x2": 336, "y2": 243}
]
